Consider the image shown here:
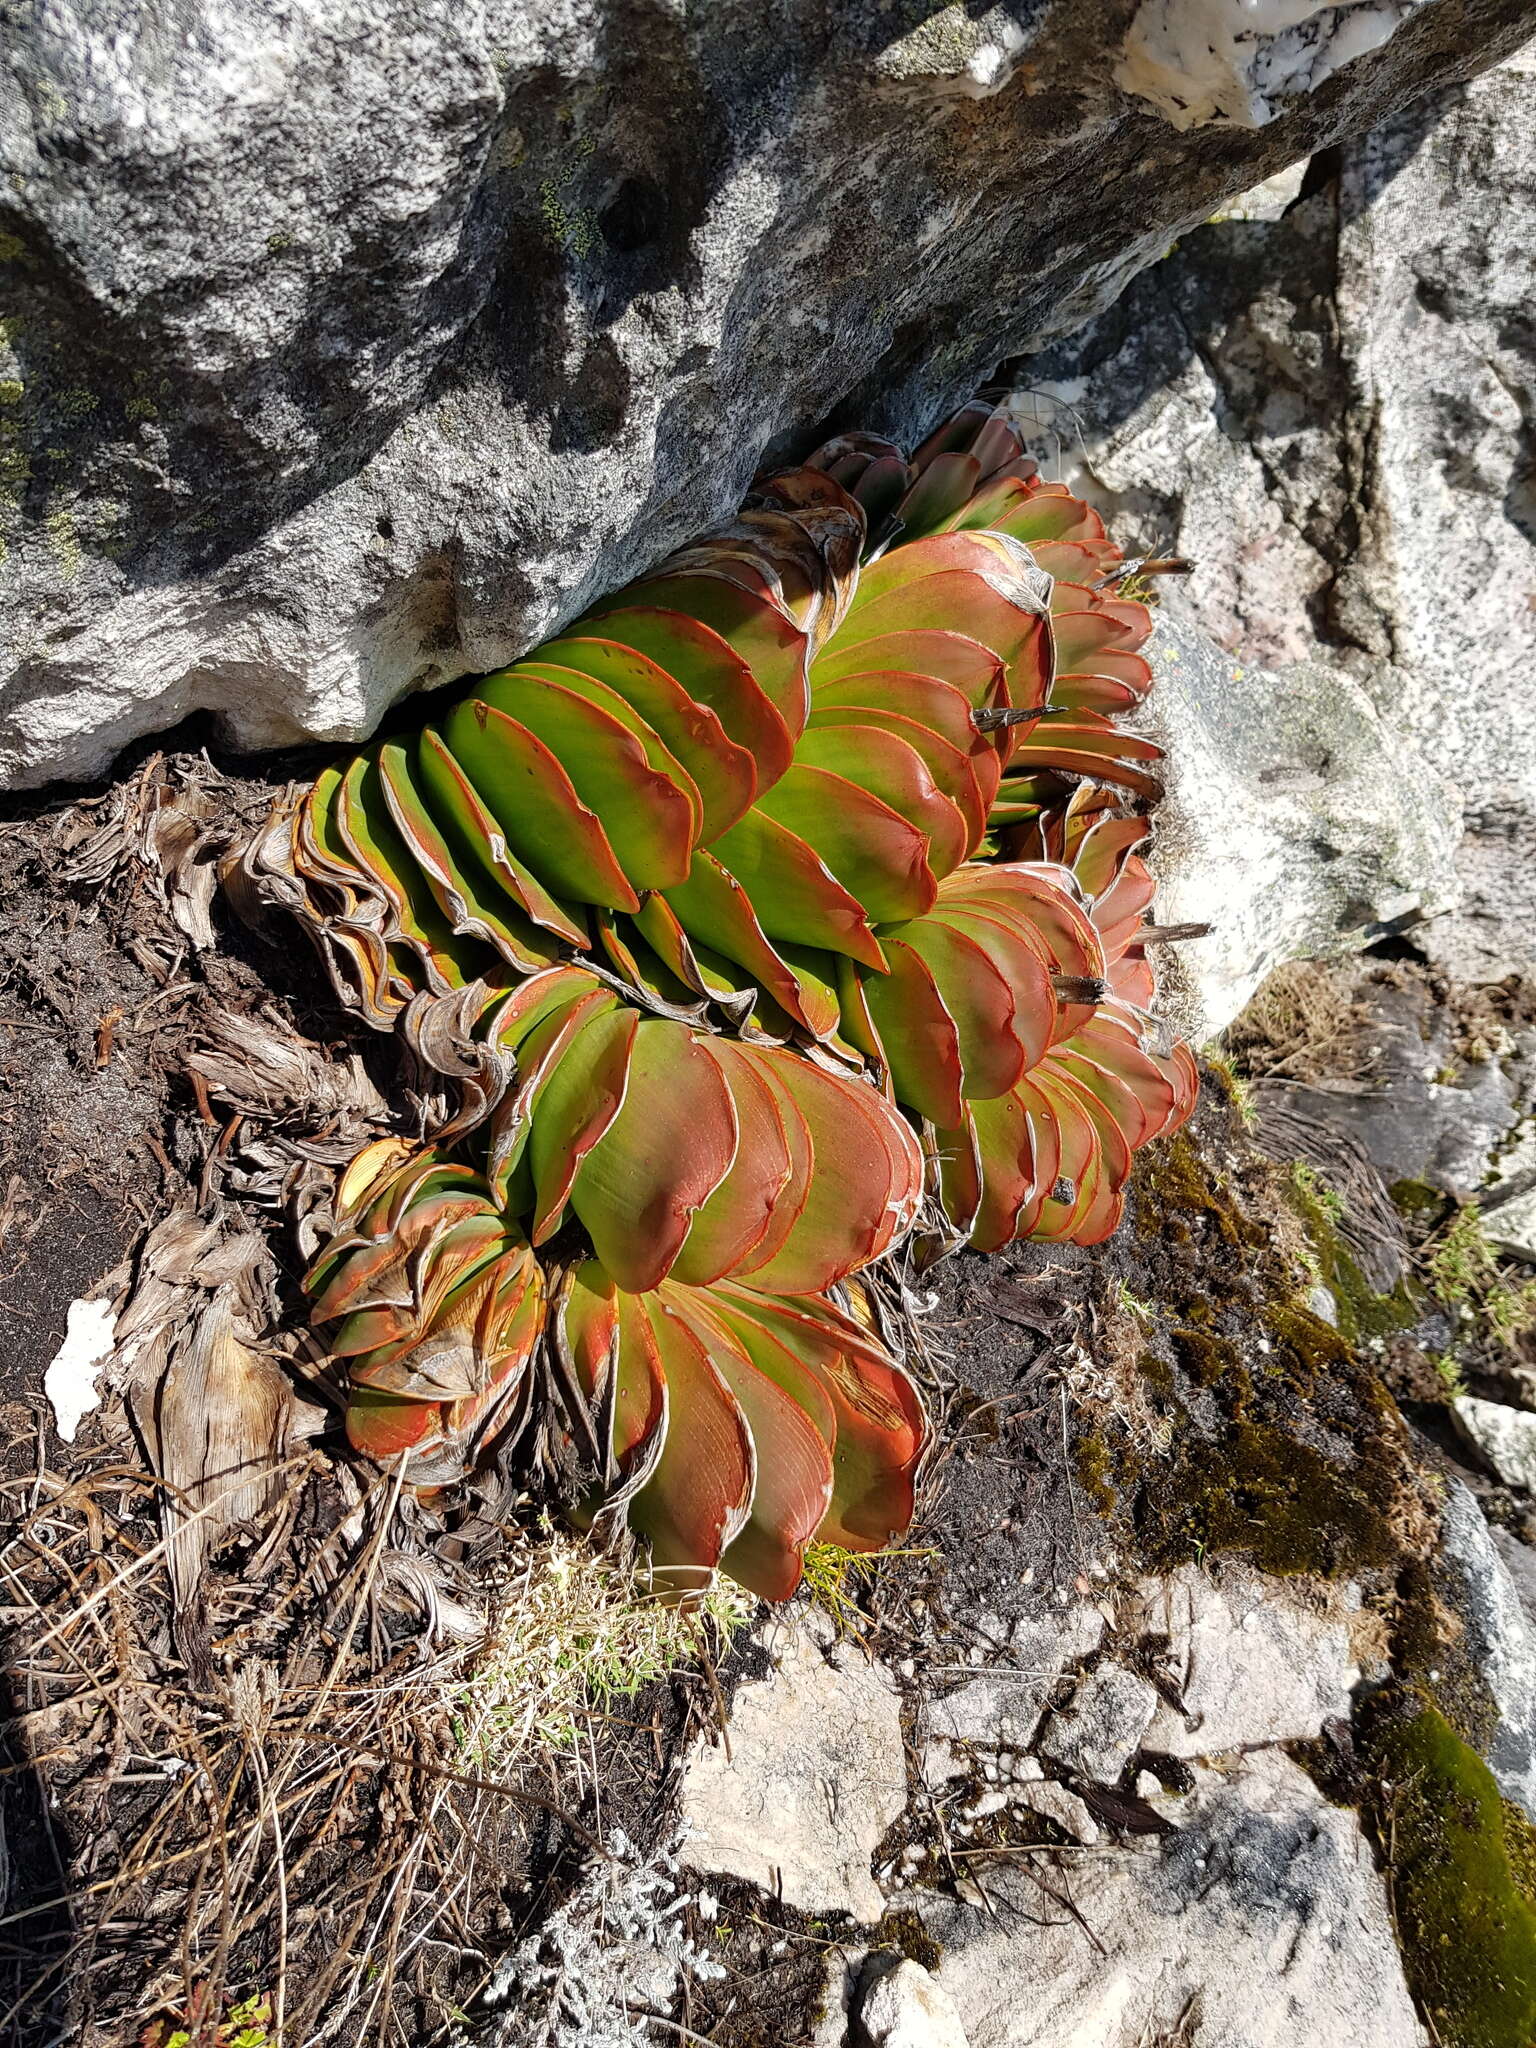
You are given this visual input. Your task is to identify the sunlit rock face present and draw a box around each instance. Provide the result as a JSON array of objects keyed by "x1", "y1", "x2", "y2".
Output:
[
  {"x1": 1, "y1": 0, "x2": 1532, "y2": 789},
  {"x1": 1008, "y1": 47, "x2": 1536, "y2": 985},
  {"x1": 1117, "y1": 0, "x2": 1427, "y2": 131}
]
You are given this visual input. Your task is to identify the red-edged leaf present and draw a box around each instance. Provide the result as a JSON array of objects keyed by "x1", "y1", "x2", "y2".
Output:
[
  {"x1": 442, "y1": 698, "x2": 641, "y2": 911},
  {"x1": 601, "y1": 573, "x2": 810, "y2": 742},
  {"x1": 992, "y1": 485, "x2": 1107, "y2": 547},
  {"x1": 376, "y1": 739, "x2": 567, "y2": 974},
  {"x1": 416, "y1": 727, "x2": 590, "y2": 945},
  {"x1": 534, "y1": 635, "x2": 758, "y2": 839},
  {"x1": 708, "y1": 1285, "x2": 926, "y2": 1551},
  {"x1": 792, "y1": 724, "x2": 969, "y2": 879},
  {"x1": 663, "y1": 848, "x2": 853, "y2": 1028},
  {"x1": 527, "y1": 1004, "x2": 641, "y2": 1243},
  {"x1": 830, "y1": 570, "x2": 1051, "y2": 714},
  {"x1": 579, "y1": 604, "x2": 795, "y2": 790},
  {"x1": 753, "y1": 764, "x2": 938, "y2": 924},
  {"x1": 732, "y1": 1048, "x2": 920, "y2": 1293},
  {"x1": 626, "y1": 1292, "x2": 755, "y2": 1589},
  {"x1": 572, "y1": 1020, "x2": 739, "y2": 1291},
  {"x1": 812, "y1": 629, "x2": 1005, "y2": 707},
  {"x1": 860, "y1": 938, "x2": 964, "y2": 1128},
  {"x1": 669, "y1": 1043, "x2": 794, "y2": 1285},
  {"x1": 929, "y1": 902, "x2": 1056, "y2": 1073},
  {"x1": 707, "y1": 809, "x2": 888, "y2": 970},
  {"x1": 896, "y1": 914, "x2": 1023, "y2": 1100},
  {"x1": 665, "y1": 1285, "x2": 834, "y2": 1600},
  {"x1": 470, "y1": 669, "x2": 699, "y2": 889}
]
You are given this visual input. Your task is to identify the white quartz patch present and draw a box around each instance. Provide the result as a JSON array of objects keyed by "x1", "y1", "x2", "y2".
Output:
[
  {"x1": 44, "y1": 1297, "x2": 118, "y2": 1443},
  {"x1": 1117, "y1": 0, "x2": 1421, "y2": 130}
]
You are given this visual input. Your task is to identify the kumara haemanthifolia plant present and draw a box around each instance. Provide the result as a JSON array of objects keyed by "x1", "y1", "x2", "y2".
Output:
[{"x1": 236, "y1": 400, "x2": 1197, "y2": 1598}]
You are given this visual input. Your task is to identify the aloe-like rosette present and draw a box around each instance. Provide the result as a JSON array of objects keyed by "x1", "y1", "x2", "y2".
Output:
[
  {"x1": 555, "y1": 1264, "x2": 926, "y2": 1599},
  {"x1": 263, "y1": 395, "x2": 1204, "y2": 1600},
  {"x1": 306, "y1": 1139, "x2": 545, "y2": 1467}
]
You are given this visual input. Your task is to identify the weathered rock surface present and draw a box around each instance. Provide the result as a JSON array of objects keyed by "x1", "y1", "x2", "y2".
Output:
[
  {"x1": 3, "y1": 2, "x2": 1534, "y2": 788},
  {"x1": 920, "y1": 1605, "x2": 1105, "y2": 1779},
  {"x1": 857, "y1": 1959, "x2": 971, "y2": 2048},
  {"x1": 680, "y1": 1620, "x2": 905, "y2": 1922},
  {"x1": 917, "y1": 1749, "x2": 1427, "y2": 2047},
  {"x1": 1141, "y1": 617, "x2": 1460, "y2": 1041},
  {"x1": 1138, "y1": 1564, "x2": 1362, "y2": 1758},
  {"x1": 1013, "y1": 45, "x2": 1536, "y2": 987},
  {"x1": 1255, "y1": 974, "x2": 1536, "y2": 1199},
  {"x1": 1437, "y1": 1478, "x2": 1536, "y2": 1819},
  {"x1": 1454, "y1": 1395, "x2": 1536, "y2": 1493},
  {"x1": 1037, "y1": 1660, "x2": 1159, "y2": 1785}
]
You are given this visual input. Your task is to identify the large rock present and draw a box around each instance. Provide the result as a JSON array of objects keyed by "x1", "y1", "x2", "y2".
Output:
[
  {"x1": 2, "y1": 3, "x2": 1534, "y2": 789},
  {"x1": 680, "y1": 1619, "x2": 906, "y2": 1922},
  {"x1": 1137, "y1": 1564, "x2": 1363, "y2": 1758},
  {"x1": 916, "y1": 1749, "x2": 1427, "y2": 2047},
  {"x1": 1011, "y1": 44, "x2": 1536, "y2": 984},
  {"x1": 1141, "y1": 617, "x2": 1460, "y2": 1041}
]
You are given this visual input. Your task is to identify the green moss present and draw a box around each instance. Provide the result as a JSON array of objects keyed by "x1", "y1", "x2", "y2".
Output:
[
  {"x1": 880, "y1": 1908, "x2": 944, "y2": 1973},
  {"x1": 1143, "y1": 1414, "x2": 1401, "y2": 1577},
  {"x1": 1391, "y1": 1177, "x2": 1452, "y2": 1220},
  {"x1": 1127, "y1": 1109, "x2": 1418, "y2": 1581},
  {"x1": 1135, "y1": 1128, "x2": 1264, "y2": 1251},
  {"x1": 1202, "y1": 1053, "x2": 1258, "y2": 1127},
  {"x1": 1139, "y1": 1349, "x2": 1174, "y2": 1401},
  {"x1": 1283, "y1": 1165, "x2": 1420, "y2": 1345},
  {"x1": 1169, "y1": 1325, "x2": 1241, "y2": 1387},
  {"x1": 1362, "y1": 1703, "x2": 1536, "y2": 2048},
  {"x1": 1073, "y1": 1432, "x2": 1116, "y2": 1516},
  {"x1": 1266, "y1": 1298, "x2": 1355, "y2": 1379},
  {"x1": 54, "y1": 387, "x2": 97, "y2": 422}
]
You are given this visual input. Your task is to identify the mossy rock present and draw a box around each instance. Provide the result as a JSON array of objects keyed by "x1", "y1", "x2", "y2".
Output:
[{"x1": 1362, "y1": 1701, "x2": 1536, "y2": 2048}]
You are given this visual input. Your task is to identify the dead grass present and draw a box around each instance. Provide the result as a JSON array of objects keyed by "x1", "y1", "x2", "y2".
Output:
[
  {"x1": 1221, "y1": 959, "x2": 1367, "y2": 1082},
  {"x1": 0, "y1": 1438, "x2": 745, "y2": 2048}
]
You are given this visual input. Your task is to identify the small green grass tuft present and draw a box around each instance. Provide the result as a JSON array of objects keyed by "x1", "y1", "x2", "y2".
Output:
[
  {"x1": 1114, "y1": 1279, "x2": 1156, "y2": 1323},
  {"x1": 466, "y1": 1533, "x2": 752, "y2": 1772},
  {"x1": 1424, "y1": 1205, "x2": 1536, "y2": 1352},
  {"x1": 799, "y1": 1540, "x2": 932, "y2": 1639}
]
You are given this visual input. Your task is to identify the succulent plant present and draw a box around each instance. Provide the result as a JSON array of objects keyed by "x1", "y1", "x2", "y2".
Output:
[{"x1": 242, "y1": 399, "x2": 1198, "y2": 1599}]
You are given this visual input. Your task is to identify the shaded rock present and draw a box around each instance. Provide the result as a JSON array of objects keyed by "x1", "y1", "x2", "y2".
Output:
[
  {"x1": 919, "y1": 1606, "x2": 1105, "y2": 1782},
  {"x1": 1453, "y1": 1396, "x2": 1536, "y2": 1493},
  {"x1": 815, "y1": 1947, "x2": 870, "y2": 2048},
  {"x1": 1437, "y1": 1479, "x2": 1536, "y2": 1820},
  {"x1": 1254, "y1": 975, "x2": 1536, "y2": 1201},
  {"x1": 857, "y1": 1958, "x2": 970, "y2": 2048},
  {"x1": 1493, "y1": 1527, "x2": 1536, "y2": 1630},
  {"x1": 917, "y1": 1750, "x2": 1426, "y2": 2047},
  {"x1": 1011, "y1": 49, "x2": 1536, "y2": 992},
  {"x1": 680, "y1": 1620, "x2": 905, "y2": 1922},
  {"x1": 1011, "y1": 1779, "x2": 1100, "y2": 1845},
  {"x1": 1038, "y1": 1661, "x2": 1158, "y2": 1786},
  {"x1": 1138, "y1": 1565, "x2": 1361, "y2": 1758},
  {"x1": 1132, "y1": 616, "x2": 1460, "y2": 1043},
  {"x1": 2, "y1": 2, "x2": 1534, "y2": 787}
]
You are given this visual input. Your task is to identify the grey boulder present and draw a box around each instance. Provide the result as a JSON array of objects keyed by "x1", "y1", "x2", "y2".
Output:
[{"x1": 3, "y1": 0, "x2": 1534, "y2": 788}]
